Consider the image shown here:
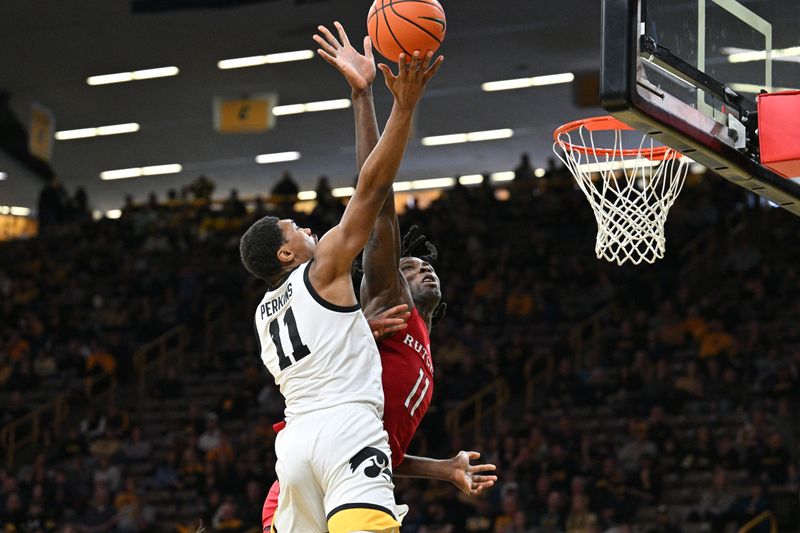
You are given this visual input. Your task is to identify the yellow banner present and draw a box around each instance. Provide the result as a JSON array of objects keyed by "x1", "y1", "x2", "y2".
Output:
[
  {"x1": 214, "y1": 95, "x2": 276, "y2": 133},
  {"x1": 29, "y1": 103, "x2": 55, "y2": 161}
]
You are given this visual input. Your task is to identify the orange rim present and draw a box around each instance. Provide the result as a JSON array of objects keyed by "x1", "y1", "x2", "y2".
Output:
[{"x1": 554, "y1": 116, "x2": 681, "y2": 160}]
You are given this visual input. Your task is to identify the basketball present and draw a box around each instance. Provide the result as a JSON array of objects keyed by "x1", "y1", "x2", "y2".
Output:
[{"x1": 367, "y1": 0, "x2": 446, "y2": 63}]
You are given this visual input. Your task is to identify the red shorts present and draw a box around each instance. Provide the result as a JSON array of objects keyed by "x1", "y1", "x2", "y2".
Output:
[{"x1": 262, "y1": 480, "x2": 280, "y2": 531}]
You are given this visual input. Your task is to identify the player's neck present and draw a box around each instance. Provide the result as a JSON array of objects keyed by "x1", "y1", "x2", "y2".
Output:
[{"x1": 416, "y1": 305, "x2": 433, "y2": 334}]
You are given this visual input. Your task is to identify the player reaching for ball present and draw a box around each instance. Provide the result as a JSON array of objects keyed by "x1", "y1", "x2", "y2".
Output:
[
  {"x1": 241, "y1": 40, "x2": 443, "y2": 533},
  {"x1": 260, "y1": 21, "x2": 497, "y2": 533}
]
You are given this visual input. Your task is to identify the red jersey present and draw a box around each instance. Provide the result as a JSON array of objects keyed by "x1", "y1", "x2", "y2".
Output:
[{"x1": 378, "y1": 306, "x2": 434, "y2": 467}]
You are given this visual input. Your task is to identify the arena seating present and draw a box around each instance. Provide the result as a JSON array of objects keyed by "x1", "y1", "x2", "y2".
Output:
[{"x1": 0, "y1": 163, "x2": 797, "y2": 532}]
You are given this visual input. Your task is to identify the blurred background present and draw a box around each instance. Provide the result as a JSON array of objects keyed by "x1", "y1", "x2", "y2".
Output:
[{"x1": 0, "y1": 1, "x2": 798, "y2": 532}]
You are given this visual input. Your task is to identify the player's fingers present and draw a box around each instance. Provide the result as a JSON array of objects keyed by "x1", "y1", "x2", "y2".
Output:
[
  {"x1": 333, "y1": 21, "x2": 350, "y2": 46},
  {"x1": 471, "y1": 474, "x2": 498, "y2": 483},
  {"x1": 313, "y1": 34, "x2": 338, "y2": 56},
  {"x1": 423, "y1": 55, "x2": 444, "y2": 82},
  {"x1": 377, "y1": 63, "x2": 395, "y2": 83},
  {"x1": 383, "y1": 324, "x2": 408, "y2": 334},
  {"x1": 466, "y1": 451, "x2": 481, "y2": 460},
  {"x1": 410, "y1": 50, "x2": 422, "y2": 78},
  {"x1": 382, "y1": 303, "x2": 410, "y2": 318},
  {"x1": 396, "y1": 53, "x2": 409, "y2": 78},
  {"x1": 363, "y1": 36, "x2": 374, "y2": 59},
  {"x1": 472, "y1": 481, "x2": 495, "y2": 495},
  {"x1": 317, "y1": 25, "x2": 343, "y2": 49},
  {"x1": 470, "y1": 464, "x2": 497, "y2": 473},
  {"x1": 317, "y1": 49, "x2": 338, "y2": 66},
  {"x1": 420, "y1": 50, "x2": 433, "y2": 72}
]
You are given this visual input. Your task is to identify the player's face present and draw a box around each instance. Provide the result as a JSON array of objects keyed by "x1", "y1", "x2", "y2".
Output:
[
  {"x1": 400, "y1": 257, "x2": 441, "y2": 307},
  {"x1": 279, "y1": 219, "x2": 317, "y2": 264}
]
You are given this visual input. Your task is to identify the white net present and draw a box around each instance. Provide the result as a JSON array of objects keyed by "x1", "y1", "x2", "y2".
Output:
[{"x1": 554, "y1": 120, "x2": 689, "y2": 266}]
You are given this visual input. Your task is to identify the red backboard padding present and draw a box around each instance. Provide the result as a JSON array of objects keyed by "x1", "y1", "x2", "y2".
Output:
[{"x1": 758, "y1": 90, "x2": 800, "y2": 178}]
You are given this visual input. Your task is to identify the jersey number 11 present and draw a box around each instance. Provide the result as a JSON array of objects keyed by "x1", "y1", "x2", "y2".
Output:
[{"x1": 270, "y1": 307, "x2": 310, "y2": 370}]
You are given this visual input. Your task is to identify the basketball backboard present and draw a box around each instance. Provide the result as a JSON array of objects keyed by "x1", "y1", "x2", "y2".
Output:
[{"x1": 601, "y1": 0, "x2": 800, "y2": 215}]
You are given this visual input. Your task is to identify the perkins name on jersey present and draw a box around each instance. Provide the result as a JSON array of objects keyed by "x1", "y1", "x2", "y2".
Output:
[{"x1": 260, "y1": 284, "x2": 293, "y2": 320}]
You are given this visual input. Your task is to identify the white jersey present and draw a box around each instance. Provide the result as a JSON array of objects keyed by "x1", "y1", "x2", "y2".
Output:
[{"x1": 254, "y1": 260, "x2": 384, "y2": 420}]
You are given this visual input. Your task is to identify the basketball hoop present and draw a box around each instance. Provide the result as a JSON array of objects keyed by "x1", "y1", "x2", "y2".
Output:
[{"x1": 553, "y1": 116, "x2": 689, "y2": 266}]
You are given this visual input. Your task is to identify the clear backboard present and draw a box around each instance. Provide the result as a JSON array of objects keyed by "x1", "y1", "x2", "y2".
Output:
[{"x1": 601, "y1": 0, "x2": 800, "y2": 214}]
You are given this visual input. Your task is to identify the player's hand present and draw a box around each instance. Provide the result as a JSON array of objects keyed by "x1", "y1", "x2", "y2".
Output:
[
  {"x1": 314, "y1": 22, "x2": 376, "y2": 93},
  {"x1": 378, "y1": 51, "x2": 443, "y2": 110},
  {"x1": 367, "y1": 304, "x2": 410, "y2": 339},
  {"x1": 448, "y1": 451, "x2": 497, "y2": 496}
]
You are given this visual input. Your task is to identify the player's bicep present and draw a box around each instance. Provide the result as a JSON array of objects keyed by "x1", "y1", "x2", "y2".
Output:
[{"x1": 316, "y1": 187, "x2": 390, "y2": 279}]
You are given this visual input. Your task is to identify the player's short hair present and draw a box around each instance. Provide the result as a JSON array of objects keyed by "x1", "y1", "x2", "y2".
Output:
[{"x1": 240, "y1": 216, "x2": 285, "y2": 282}]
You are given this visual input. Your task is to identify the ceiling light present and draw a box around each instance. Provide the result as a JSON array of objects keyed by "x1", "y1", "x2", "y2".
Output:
[
  {"x1": 482, "y1": 72, "x2": 574, "y2": 92},
  {"x1": 332, "y1": 187, "x2": 355, "y2": 198},
  {"x1": 218, "y1": 49, "x2": 314, "y2": 69},
  {"x1": 411, "y1": 177, "x2": 454, "y2": 190},
  {"x1": 459, "y1": 174, "x2": 484, "y2": 185},
  {"x1": 255, "y1": 151, "x2": 301, "y2": 164},
  {"x1": 491, "y1": 171, "x2": 515, "y2": 182},
  {"x1": 272, "y1": 99, "x2": 351, "y2": 116},
  {"x1": 106, "y1": 210, "x2": 122, "y2": 219},
  {"x1": 56, "y1": 123, "x2": 140, "y2": 140},
  {"x1": 297, "y1": 191, "x2": 317, "y2": 201},
  {"x1": 142, "y1": 164, "x2": 182, "y2": 176},
  {"x1": 87, "y1": 66, "x2": 179, "y2": 86},
  {"x1": 0, "y1": 172, "x2": 6, "y2": 181},
  {"x1": 0, "y1": 206, "x2": 30, "y2": 216},
  {"x1": 534, "y1": 168, "x2": 546, "y2": 178},
  {"x1": 265, "y1": 50, "x2": 315, "y2": 63},
  {"x1": 727, "y1": 46, "x2": 800, "y2": 63},
  {"x1": 100, "y1": 163, "x2": 182, "y2": 180},
  {"x1": 421, "y1": 128, "x2": 514, "y2": 147},
  {"x1": 420, "y1": 133, "x2": 468, "y2": 146}
]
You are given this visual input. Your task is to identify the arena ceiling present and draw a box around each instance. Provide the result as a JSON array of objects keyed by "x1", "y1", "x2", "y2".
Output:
[{"x1": 0, "y1": 0, "x2": 604, "y2": 211}]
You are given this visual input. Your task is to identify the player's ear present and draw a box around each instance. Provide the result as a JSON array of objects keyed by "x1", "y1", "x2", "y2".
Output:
[{"x1": 277, "y1": 244, "x2": 294, "y2": 265}]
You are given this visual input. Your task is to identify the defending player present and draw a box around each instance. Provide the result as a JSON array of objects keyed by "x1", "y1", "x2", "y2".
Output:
[
  {"x1": 315, "y1": 21, "x2": 493, "y2": 481},
  {"x1": 241, "y1": 48, "x2": 442, "y2": 532}
]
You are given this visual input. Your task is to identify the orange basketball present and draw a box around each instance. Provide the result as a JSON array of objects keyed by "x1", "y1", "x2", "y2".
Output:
[{"x1": 367, "y1": 0, "x2": 446, "y2": 63}]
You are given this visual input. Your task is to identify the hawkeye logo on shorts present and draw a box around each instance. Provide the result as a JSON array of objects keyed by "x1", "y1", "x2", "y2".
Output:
[{"x1": 349, "y1": 447, "x2": 392, "y2": 482}]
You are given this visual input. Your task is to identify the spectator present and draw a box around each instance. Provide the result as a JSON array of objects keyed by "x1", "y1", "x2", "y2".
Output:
[
  {"x1": 565, "y1": 494, "x2": 599, "y2": 533},
  {"x1": 122, "y1": 426, "x2": 152, "y2": 464},
  {"x1": 198, "y1": 413, "x2": 222, "y2": 454},
  {"x1": 696, "y1": 468, "x2": 736, "y2": 533},
  {"x1": 79, "y1": 485, "x2": 117, "y2": 532}
]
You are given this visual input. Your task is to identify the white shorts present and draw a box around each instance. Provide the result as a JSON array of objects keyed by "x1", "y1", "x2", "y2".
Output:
[{"x1": 272, "y1": 403, "x2": 403, "y2": 533}]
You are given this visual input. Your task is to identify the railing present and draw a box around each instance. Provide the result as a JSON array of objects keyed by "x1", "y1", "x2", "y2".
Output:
[
  {"x1": 524, "y1": 352, "x2": 555, "y2": 410},
  {"x1": 737, "y1": 510, "x2": 777, "y2": 533},
  {"x1": 0, "y1": 394, "x2": 69, "y2": 469},
  {"x1": 445, "y1": 378, "x2": 510, "y2": 443},
  {"x1": 133, "y1": 325, "x2": 191, "y2": 398}
]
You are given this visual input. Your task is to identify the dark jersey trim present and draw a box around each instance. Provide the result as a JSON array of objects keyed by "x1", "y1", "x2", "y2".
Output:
[
  {"x1": 326, "y1": 502, "x2": 396, "y2": 521},
  {"x1": 303, "y1": 260, "x2": 360, "y2": 313}
]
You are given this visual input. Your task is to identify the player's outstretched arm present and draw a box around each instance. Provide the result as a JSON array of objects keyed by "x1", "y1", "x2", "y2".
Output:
[
  {"x1": 309, "y1": 51, "x2": 443, "y2": 305},
  {"x1": 314, "y1": 22, "x2": 411, "y2": 314},
  {"x1": 395, "y1": 451, "x2": 498, "y2": 496}
]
